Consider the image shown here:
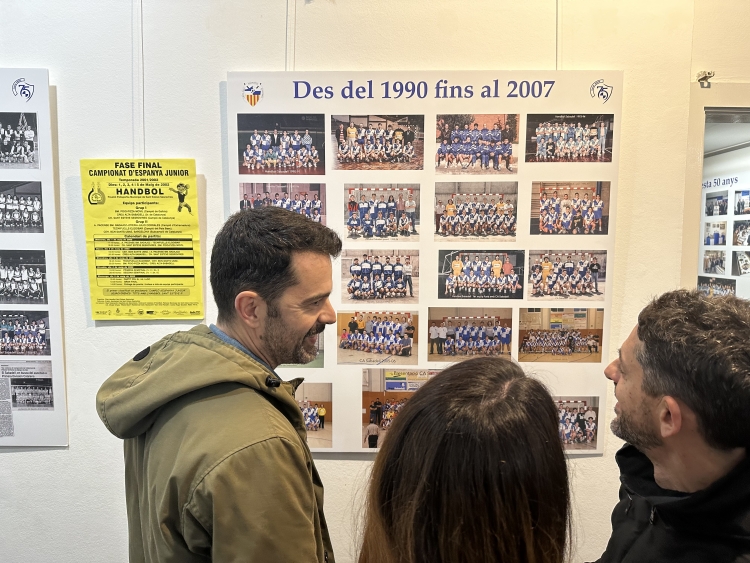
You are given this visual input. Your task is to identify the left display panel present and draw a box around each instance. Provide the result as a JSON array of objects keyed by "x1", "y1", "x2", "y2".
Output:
[{"x1": 0, "y1": 69, "x2": 67, "y2": 446}]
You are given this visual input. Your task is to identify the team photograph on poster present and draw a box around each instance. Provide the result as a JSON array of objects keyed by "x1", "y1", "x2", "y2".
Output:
[
  {"x1": 341, "y1": 249, "x2": 419, "y2": 304},
  {"x1": 735, "y1": 190, "x2": 750, "y2": 215},
  {"x1": 555, "y1": 396, "x2": 599, "y2": 451},
  {"x1": 345, "y1": 184, "x2": 420, "y2": 241},
  {"x1": 437, "y1": 250, "x2": 524, "y2": 300},
  {"x1": 434, "y1": 113, "x2": 519, "y2": 174},
  {"x1": 0, "y1": 112, "x2": 38, "y2": 169},
  {"x1": 518, "y1": 308, "x2": 603, "y2": 363},
  {"x1": 361, "y1": 368, "x2": 439, "y2": 449},
  {"x1": 525, "y1": 114, "x2": 613, "y2": 162},
  {"x1": 236, "y1": 113, "x2": 326, "y2": 175},
  {"x1": 733, "y1": 220, "x2": 750, "y2": 245},
  {"x1": 527, "y1": 250, "x2": 606, "y2": 300},
  {"x1": 0, "y1": 311, "x2": 50, "y2": 356},
  {"x1": 530, "y1": 181, "x2": 610, "y2": 235},
  {"x1": 426, "y1": 307, "x2": 513, "y2": 362},
  {"x1": 337, "y1": 312, "x2": 417, "y2": 366},
  {"x1": 697, "y1": 276, "x2": 736, "y2": 296},
  {"x1": 238, "y1": 182, "x2": 326, "y2": 223},
  {"x1": 434, "y1": 182, "x2": 518, "y2": 241},
  {"x1": 295, "y1": 382, "x2": 332, "y2": 449},
  {"x1": 705, "y1": 190, "x2": 729, "y2": 216},
  {"x1": 0, "y1": 250, "x2": 47, "y2": 304},
  {"x1": 331, "y1": 115, "x2": 424, "y2": 170},
  {"x1": 0, "y1": 182, "x2": 44, "y2": 233},
  {"x1": 11, "y1": 377, "x2": 53, "y2": 409},
  {"x1": 703, "y1": 250, "x2": 726, "y2": 274},
  {"x1": 704, "y1": 221, "x2": 727, "y2": 246}
]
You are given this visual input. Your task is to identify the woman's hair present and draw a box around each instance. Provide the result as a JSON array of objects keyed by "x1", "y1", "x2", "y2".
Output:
[{"x1": 359, "y1": 357, "x2": 570, "y2": 563}]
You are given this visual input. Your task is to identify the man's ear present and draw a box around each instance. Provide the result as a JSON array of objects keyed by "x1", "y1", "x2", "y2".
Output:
[
  {"x1": 234, "y1": 291, "x2": 265, "y2": 329},
  {"x1": 659, "y1": 396, "x2": 683, "y2": 439}
]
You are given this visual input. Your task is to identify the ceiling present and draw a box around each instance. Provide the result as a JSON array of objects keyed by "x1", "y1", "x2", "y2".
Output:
[{"x1": 704, "y1": 110, "x2": 750, "y2": 156}]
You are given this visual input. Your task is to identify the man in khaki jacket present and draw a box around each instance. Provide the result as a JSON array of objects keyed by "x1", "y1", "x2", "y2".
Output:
[{"x1": 97, "y1": 208, "x2": 341, "y2": 562}]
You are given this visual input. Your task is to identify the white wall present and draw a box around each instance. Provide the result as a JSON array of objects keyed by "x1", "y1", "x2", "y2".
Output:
[{"x1": 0, "y1": 1, "x2": 742, "y2": 561}]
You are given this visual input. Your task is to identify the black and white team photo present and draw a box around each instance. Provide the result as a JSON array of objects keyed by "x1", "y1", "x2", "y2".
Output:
[
  {"x1": 435, "y1": 113, "x2": 519, "y2": 174},
  {"x1": 11, "y1": 377, "x2": 53, "y2": 409},
  {"x1": 237, "y1": 114, "x2": 325, "y2": 175},
  {"x1": 525, "y1": 113, "x2": 613, "y2": 163},
  {"x1": 0, "y1": 182, "x2": 44, "y2": 233},
  {"x1": 531, "y1": 181, "x2": 610, "y2": 235},
  {"x1": 0, "y1": 113, "x2": 38, "y2": 169},
  {"x1": 331, "y1": 115, "x2": 424, "y2": 170},
  {"x1": 345, "y1": 184, "x2": 420, "y2": 242},
  {"x1": 0, "y1": 250, "x2": 48, "y2": 304},
  {"x1": 434, "y1": 182, "x2": 518, "y2": 242},
  {"x1": 438, "y1": 250, "x2": 524, "y2": 300}
]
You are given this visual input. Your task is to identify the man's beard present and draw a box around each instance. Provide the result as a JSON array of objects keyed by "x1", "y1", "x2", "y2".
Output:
[
  {"x1": 264, "y1": 309, "x2": 326, "y2": 366},
  {"x1": 610, "y1": 401, "x2": 662, "y2": 451}
]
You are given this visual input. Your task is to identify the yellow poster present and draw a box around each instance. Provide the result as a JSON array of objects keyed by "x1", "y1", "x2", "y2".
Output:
[{"x1": 80, "y1": 159, "x2": 203, "y2": 320}]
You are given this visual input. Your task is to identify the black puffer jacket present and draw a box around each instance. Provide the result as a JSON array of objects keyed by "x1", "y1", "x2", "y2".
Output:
[{"x1": 594, "y1": 444, "x2": 750, "y2": 563}]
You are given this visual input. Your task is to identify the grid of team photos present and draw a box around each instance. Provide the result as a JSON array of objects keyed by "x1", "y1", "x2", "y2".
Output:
[
  {"x1": 337, "y1": 311, "x2": 418, "y2": 366},
  {"x1": 227, "y1": 70, "x2": 623, "y2": 453},
  {"x1": 701, "y1": 188, "x2": 750, "y2": 293},
  {"x1": 525, "y1": 114, "x2": 614, "y2": 163},
  {"x1": 332, "y1": 115, "x2": 424, "y2": 170},
  {"x1": 341, "y1": 249, "x2": 419, "y2": 305},
  {"x1": 362, "y1": 368, "x2": 439, "y2": 449},
  {"x1": 434, "y1": 182, "x2": 518, "y2": 241},
  {"x1": 345, "y1": 184, "x2": 420, "y2": 242},
  {"x1": 427, "y1": 307, "x2": 513, "y2": 362},
  {"x1": 238, "y1": 182, "x2": 327, "y2": 224},
  {"x1": 437, "y1": 250, "x2": 524, "y2": 300},
  {"x1": 237, "y1": 114, "x2": 326, "y2": 175},
  {"x1": 527, "y1": 250, "x2": 606, "y2": 300},
  {"x1": 435, "y1": 114, "x2": 519, "y2": 174},
  {"x1": 530, "y1": 181, "x2": 610, "y2": 235},
  {"x1": 0, "y1": 113, "x2": 38, "y2": 169}
]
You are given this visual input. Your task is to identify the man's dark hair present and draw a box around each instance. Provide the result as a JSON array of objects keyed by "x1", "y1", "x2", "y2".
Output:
[
  {"x1": 637, "y1": 289, "x2": 750, "y2": 449},
  {"x1": 360, "y1": 357, "x2": 570, "y2": 563},
  {"x1": 210, "y1": 207, "x2": 341, "y2": 324}
]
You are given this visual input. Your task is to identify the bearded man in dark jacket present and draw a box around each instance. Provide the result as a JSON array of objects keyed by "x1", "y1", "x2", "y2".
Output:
[{"x1": 595, "y1": 290, "x2": 750, "y2": 563}]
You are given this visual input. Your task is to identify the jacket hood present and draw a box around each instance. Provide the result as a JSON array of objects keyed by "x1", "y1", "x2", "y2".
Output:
[
  {"x1": 617, "y1": 444, "x2": 750, "y2": 539},
  {"x1": 96, "y1": 325, "x2": 304, "y2": 439}
]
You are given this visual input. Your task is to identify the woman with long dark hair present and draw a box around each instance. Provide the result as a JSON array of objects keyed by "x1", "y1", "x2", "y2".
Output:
[{"x1": 359, "y1": 356, "x2": 570, "y2": 563}]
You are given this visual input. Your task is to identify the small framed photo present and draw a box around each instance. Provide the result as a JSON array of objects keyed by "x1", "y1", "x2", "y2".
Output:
[
  {"x1": 518, "y1": 308, "x2": 603, "y2": 363},
  {"x1": 332, "y1": 115, "x2": 424, "y2": 170},
  {"x1": 237, "y1": 114, "x2": 325, "y2": 175},
  {"x1": 0, "y1": 113, "x2": 39, "y2": 169},
  {"x1": 345, "y1": 184, "x2": 420, "y2": 242},
  {"x1": 555, "y1": 396, "x2": 600, "y2": 451},
  {"x1": 435, "y1": 114, "x2": 519, "y2": 174},
  {"x1": 337, "y1": 311, "x2": 418, "y2": 366},
  {"x1": 437, "y1": 250, "x2": 524, "y2": 300},
  {"x1": 295, "y1": 383, "x2": 332, "y2": 449},
  {"x1": 427, "y1": 307, "x2": 513, "y2": 363},
  {"x1": 525, "y1": 114, "x2": 613, "y2": 163},
  {"x1": 527, "y1": 250, "x2": 606, "y2": 300}
]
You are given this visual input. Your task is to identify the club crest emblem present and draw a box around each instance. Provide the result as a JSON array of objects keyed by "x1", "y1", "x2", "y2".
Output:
[
  {"x1": 12, "y1": 78, "x2": 34, "y2": 102},
  {"x1": 244, "y1": 82, "x2": 263, "y2": 106},
  {"x1": 590, "y1": 80, "x2": 613, "y2": 104}
]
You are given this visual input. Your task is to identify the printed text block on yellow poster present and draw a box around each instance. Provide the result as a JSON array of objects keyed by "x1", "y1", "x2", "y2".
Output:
[{"x1": 80, "y1": 159, "x2": 204, "y2": 320}]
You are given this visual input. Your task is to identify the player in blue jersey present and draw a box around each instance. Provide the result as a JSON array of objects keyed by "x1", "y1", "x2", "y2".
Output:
[{"x1": 347, "y1": 214, "x2": 362, "y2": 237}]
